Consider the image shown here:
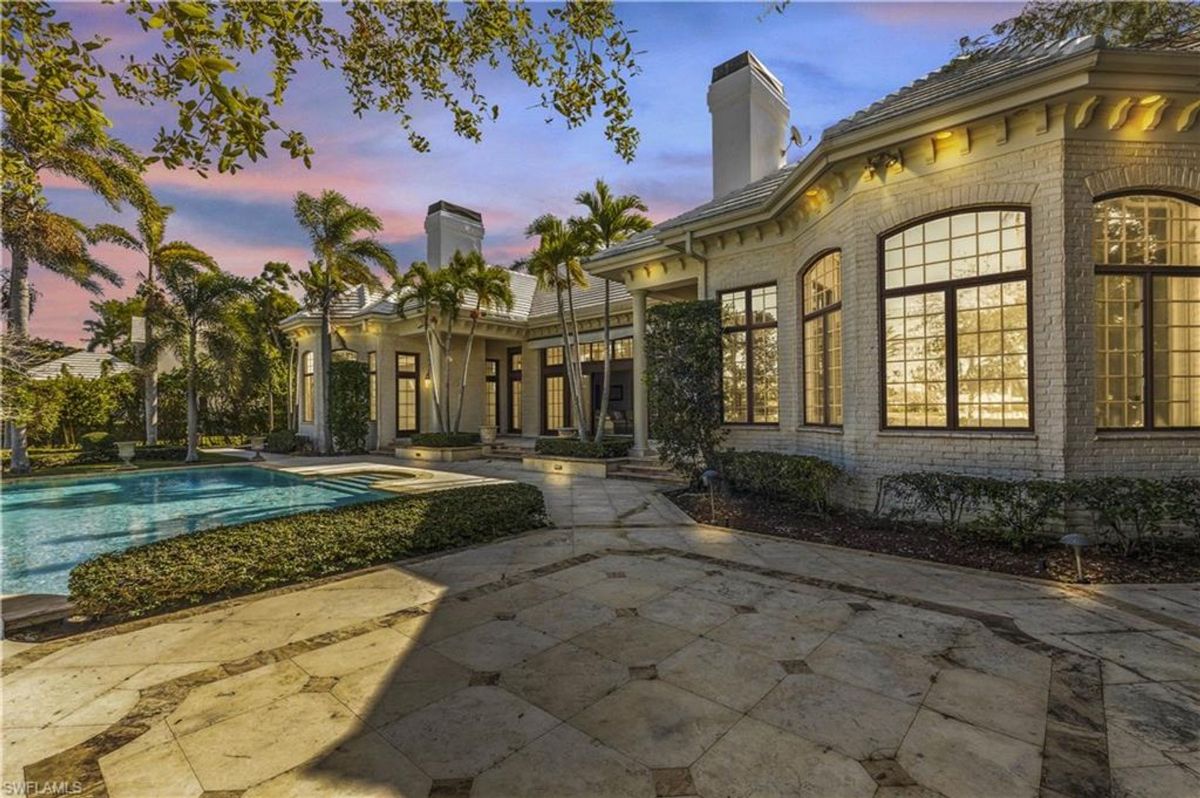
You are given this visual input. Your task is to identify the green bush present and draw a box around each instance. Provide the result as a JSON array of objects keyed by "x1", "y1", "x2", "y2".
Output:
[
  {"x1": 534, "y1": 437, "x2": 633, "y2": 459},
  {"x1": 974, "y1": 478, "x2": 1067, "y2": 550},
  {"x1": 265, "y1": 429, "x2": 298, "y2": 453},
  {"x1": 330, "y1": 360, "x2": 369, "y2": 453},
  {"x1": 69, "y1": 482, "x2": 548, "y2": 618},
  {"x1": 644, "y1": 300, "x2": 725, "y2": 478},
  {"x1": 1068, "y1": 477, "x2": 1173, "y2": 556},
  {"x1": 79, "y1": 431, "x2": 116, "y2": 457},
  {"x1": 878, "y1": 472, "x2": 989, "y2": 536},
  {"x1": 411, "y1": 432, "x2": 480, "y2": 448},
  {"x1": 717, "y1": 451, "x2": 842, "y2": 513},
  {"x1": 1164, "y1": 477, "x2": 1200, "y2": 536}
]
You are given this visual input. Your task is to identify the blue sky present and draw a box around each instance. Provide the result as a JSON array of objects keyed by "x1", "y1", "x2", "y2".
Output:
[{"x1": 28, "y1": 1, "x2": 1020, "y2": 344}]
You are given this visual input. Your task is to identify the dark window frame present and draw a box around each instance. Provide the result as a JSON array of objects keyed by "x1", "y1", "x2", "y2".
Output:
[
  {"x1": 507, "y1": 347, "x2": 523, "y2": 433},
  {"x1": 876, "y1": 205, "x2": 1035, "y2": 432},
  {"x1": 367, "y1": 351, "x2": 377, "y2": 423},
  {"x1": 395, "y1": 351, "x2": 421, "y2": 435},
  {"x1": 541, "y1": 348, "x2": 571, "y2": 434},
  {"x1": 718, "y1": 282, "x2": 780, "y2": 426},
  {"x1": 800, "y1": 249, "x2": 844, "y2": 428},
  {"x1": 1093, "y1": 190, "x2": 1200, "y2": 432},
  {"x1": 485, "y1": 357, "x2": 500, "y2": 429}
]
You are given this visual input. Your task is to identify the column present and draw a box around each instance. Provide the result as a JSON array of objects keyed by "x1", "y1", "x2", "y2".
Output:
[{"x1": 631, "y1": 288, "x2": 649, "y2": 456}]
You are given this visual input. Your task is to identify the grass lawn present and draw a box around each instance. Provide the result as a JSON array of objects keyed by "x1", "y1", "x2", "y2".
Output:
[{"x1": 1, "y1": 451, "x2": 247, "y2": 481}]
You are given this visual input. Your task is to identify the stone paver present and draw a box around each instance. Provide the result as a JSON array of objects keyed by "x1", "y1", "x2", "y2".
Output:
[{"x1": 3, "y1": 460, "x2": 1198, "y2": 797}]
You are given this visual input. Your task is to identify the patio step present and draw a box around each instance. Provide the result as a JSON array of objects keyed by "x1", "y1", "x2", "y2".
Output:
[{"x1": 610, "y1": 458, "x2": 686, "y2": 485}]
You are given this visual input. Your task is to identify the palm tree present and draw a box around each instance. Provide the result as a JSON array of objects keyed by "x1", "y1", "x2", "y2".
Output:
[
  {"x1": 573, "y1": 179, "x2": 652, "y2": 442},
  {"x1": 92, "y1": 204, "x2": 216, "y2": 445},
  {"x1": 524, "y1": 214, "x2": 590, "y2": 438},
  {"x1": 1, "y1": 126, "x2": 149, "y2": 473},
  {"x1": 394, "y1": 261, "x2": 459, "y2": 432},
  {"x1": 291, "y1": 190, "x2": 397, "y2": 454},
  {"x1": 158, "y1": 268, "x2": 248, "y2": 462},
  {"x1": 451, "y1": 250, "x2": 514, "y2": 432}
]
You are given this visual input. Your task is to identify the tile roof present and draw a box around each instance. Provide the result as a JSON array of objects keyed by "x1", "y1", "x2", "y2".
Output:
[
  {"x1": 283, "y1": 267, "x2": 627, "y2": 329},
  {"x1": 589, "y1": 35, "x2": 1192, "y2": 264},
  {"x1": 28, "y1": 351, "x2": 136, "y2": 381},
  {"x1": 822, "y1": 35, "x2": 1103, "y2": 138}
]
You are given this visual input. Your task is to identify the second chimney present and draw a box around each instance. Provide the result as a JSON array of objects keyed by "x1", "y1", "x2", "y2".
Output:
[
  {"x1": 707, "y1": 52, "x2": 789, "y2": 199},
  {"x1": 425, "y1": 201, "x2": 484, "y2": 267}
]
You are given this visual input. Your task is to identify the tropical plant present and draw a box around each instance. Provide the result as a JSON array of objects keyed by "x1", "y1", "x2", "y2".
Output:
[
  {"x1": 394, "y1": 261, "x2": 460, "y2": 433},
  {"x1": 329, "y1": 360, "x2": 370, "y2": 453},
  {"x1": 157, "y1": 267, "x2": 249, "y2": 462},
  {"x1": 291, "y1": 190, "x2": 397, "y2": 454},
  {"x1": 523, "y1": 213, "x2": 590, "y2": 438},
  {"x1": 92, "y1": 204, "x2": 217, "y2": 445},
  {"x1": 571, "y1": 179, "x2": 652, "y2": 442},
  {"x1": 83, "y1": 297, "x2": 145, "y2": 360},
  {"x1": 451, "y1": 250, "x2": 514, "y2": 433}
]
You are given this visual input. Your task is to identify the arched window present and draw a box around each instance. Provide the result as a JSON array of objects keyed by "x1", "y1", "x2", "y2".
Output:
[
  {"x1": 802, "y1": 251, "x2": 843, "y2": 425},
  {"x1": 1094, "y1": 193, "x2": 1200, "y2": 429},
  {"x1": 880, "y1": 208, "x2": 1031, "y2": 429}
]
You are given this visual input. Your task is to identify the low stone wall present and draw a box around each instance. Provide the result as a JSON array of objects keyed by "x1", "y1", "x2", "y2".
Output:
[
  {"x1": 395, "y1": 446, "x2": 483, "y2": 463},
  {"x1": 521, "y1": 455, "x2": 613, "y2": 479}
]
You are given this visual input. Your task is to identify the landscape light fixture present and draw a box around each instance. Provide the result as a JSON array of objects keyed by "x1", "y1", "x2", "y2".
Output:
[
  {"x1": 1060, "y1": 533, "x2": 1090, "y2": 582},
  {"x1": 701, "y1": 469, "x2": 722, "y2": 520}
]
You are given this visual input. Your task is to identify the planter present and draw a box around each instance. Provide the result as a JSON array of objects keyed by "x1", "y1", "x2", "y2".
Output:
[
  {"x1": 116, "y1": 441, "x2": 137, "y2": 469},
  {"x1": 479, "y1": 425, "x2": 499, "y2": 445},
  {"x1": 555, "y1": 427, "x2": 578, "y2": 439},
  {"x1": 395, "y1": 445, "x2": 484, "y2": 463},
  {"x1": 521, "y1": 454, "x2": 614, "y2": 479},
  {"x1": 248, "y1": 435, "x2": 266, "y2": 461}
]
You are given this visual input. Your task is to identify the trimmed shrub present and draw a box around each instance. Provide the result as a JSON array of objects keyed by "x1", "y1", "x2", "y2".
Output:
[
  {"x1": 411, "y1": 432, "x2": 480, "y2": 448},
  {"x1": 534, "y1": 437, "x2": 633, "y2": 459},
  {"x1": 717, "y1": 451, "x2": 842, "y2": 513},
  {"x1": 134, "y1": 445, "x2": 189, "y2": 461},
  {"x1": 644, "y1": 299, "x2": 725, "y2": 479},
  {"x1": 878, "y1": 472, "x2": 989, "y2": 536},
  {"x1": 265, "y1": 429, "x2": 298, "y2": 454},
  {"x1": 79, "y1": 431, "x2": 116, "y2": 457},
  {"x1": 69, "y1": 482, "x2": 548, "y2": 617},
  {"x1": 974, "y1": 478, "x2": 1067, "y2": 550},
  {"x1": 1069, "y1": 477, "x2": 1172, "y2": 556},
  {"x1": 1164, "y1": 477, "x2": 1200, "y2": 536},
  {"x1": 330, "y1": 360, "x2": 369, "y2": 453}
]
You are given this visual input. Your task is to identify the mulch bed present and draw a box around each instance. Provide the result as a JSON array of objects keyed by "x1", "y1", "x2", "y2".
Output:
[{"x1": 669, "y1": 491, "x2": 1200, "y2": 584}]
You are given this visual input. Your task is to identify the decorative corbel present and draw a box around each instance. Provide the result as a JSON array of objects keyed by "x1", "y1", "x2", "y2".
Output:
[
  {"x1": 1073, "y1": 95, "x2": 1100, "y2": 129},
  {"x1": 1141, "y1": 98, "x2": 1171, "y2": 131},
  {"x1": 1178, "y1": 99, "x2": 1200, "y2": 133},
  {"x1": 1108, "y1": 97, "x2": 1135, "y2": 131}
]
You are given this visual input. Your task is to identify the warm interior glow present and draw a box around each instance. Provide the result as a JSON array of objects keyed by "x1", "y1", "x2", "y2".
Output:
[
  {"x1": 805, "y1": 188, "x2": 820, "y2": 197},
  {"x1": 1139, "y1": 94, "x2": 1163, "y2": 106},
  {"x1": 933, "y1": 130, "x2": 953, "y2": 140}
]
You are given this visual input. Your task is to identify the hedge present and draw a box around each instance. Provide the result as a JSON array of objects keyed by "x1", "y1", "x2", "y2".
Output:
[
  {"x1": 411, "y1": 432, "x2": 480, "y2": 448},
  {"x1": 265, "y1": 428, "x2": 298, "y2": 453},
  {"x1": 534, "y1": 437, "x2": 633, "y2": 459},
  {"x1": 716, "y1": 450, "x2": 842, "y2": 512},
  {"x1": 2, "y1": 444, "x2": 192, "y2": 472},
  {"x1": 69, "y1": 482, "x2": 548, "y2": 618}
]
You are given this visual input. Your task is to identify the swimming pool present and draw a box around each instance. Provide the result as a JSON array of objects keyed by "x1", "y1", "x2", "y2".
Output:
[{"x1": 1, "y1": 466, "x2": 392, "y2": 596}]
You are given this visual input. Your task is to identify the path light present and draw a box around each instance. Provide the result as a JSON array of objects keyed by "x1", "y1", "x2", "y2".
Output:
[
  {"x1": 1060, "y1": 533, "x2": 1090, "y2": 582},
  {"x1": 701, "y1": 469, "x2": 721, "y2": 521}
]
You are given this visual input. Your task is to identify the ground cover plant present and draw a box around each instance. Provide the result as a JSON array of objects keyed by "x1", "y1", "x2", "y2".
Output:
[{"x1": 70, "y1": 482, "x2": 547, "y2": 618}]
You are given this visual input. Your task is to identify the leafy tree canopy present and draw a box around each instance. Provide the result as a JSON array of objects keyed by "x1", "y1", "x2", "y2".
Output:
[
  {"x1": 960, "y1": 1, "x2": 1200, "y2": 53},
  {"x1": 3, "y1": 0, "x2": 640, "y2": 192}
]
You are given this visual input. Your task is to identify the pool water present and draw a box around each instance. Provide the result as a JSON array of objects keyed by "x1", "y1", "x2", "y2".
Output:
[{"x1": 1, "y1": 466, "x2": 391, "y2": 596}]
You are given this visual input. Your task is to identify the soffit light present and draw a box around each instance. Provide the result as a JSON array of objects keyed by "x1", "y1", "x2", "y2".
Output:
[
  {"x1": 805, "y1": 188, "x2": 820, "y2": 198},
  {"x1": 933, "y1": 130, "x2": 953, "y2": 140}
]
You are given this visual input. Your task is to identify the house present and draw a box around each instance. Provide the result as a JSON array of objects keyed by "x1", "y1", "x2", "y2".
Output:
[
  {"x1": 287, "y1": 37, "x2": 1199, "y2": 504},
  {"x1": 281, "y1": 200, "x2": 640, "y2": 451},
  {"x1": 28, "y1": 351, "x2": 136, "y2": 381}
]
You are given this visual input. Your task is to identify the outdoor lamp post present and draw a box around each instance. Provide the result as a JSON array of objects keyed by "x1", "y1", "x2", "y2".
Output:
[
  {"x1": 701, "y1": 469, "x2": 721, "y2": 521},
  {"x1": 1060, "y1": 533, "x2": 1090, "y2": 582}
]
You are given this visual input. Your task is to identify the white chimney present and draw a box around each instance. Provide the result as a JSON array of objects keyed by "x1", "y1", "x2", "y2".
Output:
[
  {"x1": 424, "y1": 201, "x2": 484, "y2": 267},
  {"x1": 707, "y1": 51, "x2": 789, "y2": 199}
]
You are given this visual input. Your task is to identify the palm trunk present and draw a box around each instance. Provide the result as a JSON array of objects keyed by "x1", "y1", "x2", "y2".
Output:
[
  {"x1": 185, "y1": 326, "x2": 200, "y2": 462},
  {"x1": 425, "y1": 324, "x2": 444, "y2": 433},
  {"x1": 7, "y1": 248, "x2": 32, "y2": 474},
  {"x1": 595, "y1": 279, "x2": 612, "y2": 444},
  {"x1": 319, "y1": 309, "x2": 333, "y2": 454},
  {"x1": 143, "y1": 360, "x2": 158, "y2": 445},
  {"x1": 442, "y1": 328, "x2": 454, "y2": 434},
  {"x1": 553, "y1": 284, "x2": 582, "y2": 437},
  {"x1": 564, "y1": 282, "x2": 588, "y2": 438},
  {"x1": 453, "y1": 303, "x2": 482, "y2": 433},
  {"x1": 267, "y1": 376, "x2": 275, "y2": 431}
]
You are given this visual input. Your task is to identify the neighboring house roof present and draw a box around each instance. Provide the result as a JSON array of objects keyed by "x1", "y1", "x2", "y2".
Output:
[
  {"x1": 588, "y1": 36, "x2": 1195, "y2": 266},
  {"x1": 282, "y1": 267, "x2": 628, "y2": 331},
  {"x1": 28, "y1": 351, "x2": 136, "y2": 381}
]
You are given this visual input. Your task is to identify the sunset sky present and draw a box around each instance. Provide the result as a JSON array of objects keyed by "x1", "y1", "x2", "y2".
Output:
[{"x1": 20, "y1": 1, "x2": 1021, "y2": 345}]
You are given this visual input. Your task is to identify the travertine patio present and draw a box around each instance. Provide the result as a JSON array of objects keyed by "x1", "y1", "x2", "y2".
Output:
[{"x1": 3, "y1": 461, "x2": 1198, "y2": 797}]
